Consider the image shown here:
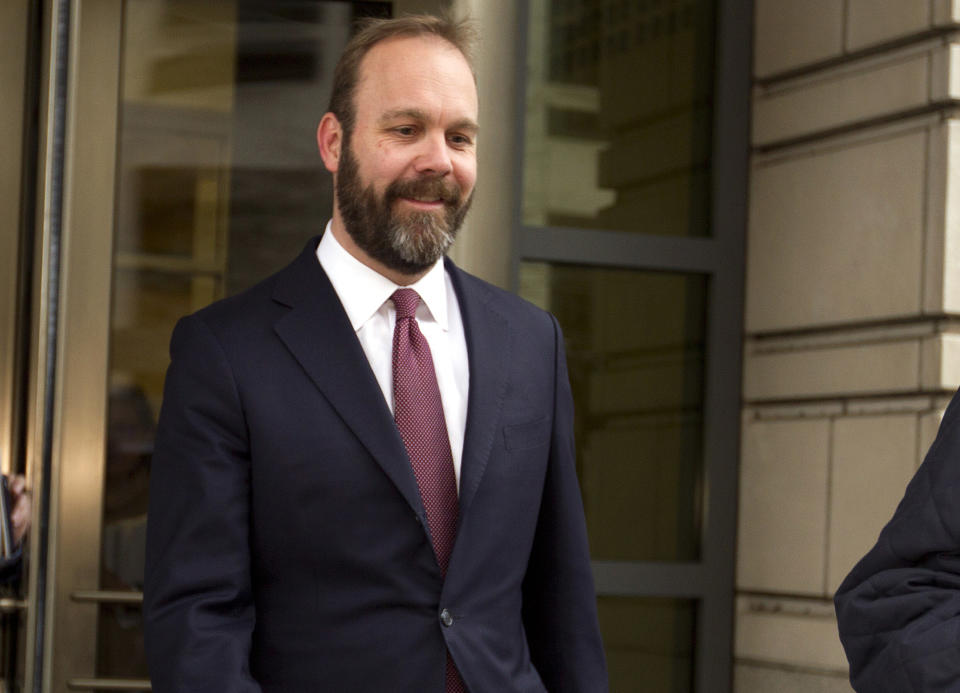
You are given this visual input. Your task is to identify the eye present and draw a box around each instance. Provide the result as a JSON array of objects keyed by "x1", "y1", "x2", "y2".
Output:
[
  {"x1": 393, "y1": 125, "x2": 417, "y2": 137},
  {"x1": 449, "y1": 133, "x2": 474, "y2": 147}
]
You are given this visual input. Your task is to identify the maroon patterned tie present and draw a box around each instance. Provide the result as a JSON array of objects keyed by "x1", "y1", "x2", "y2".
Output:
[{"x1": 390, "y1": 289, "x2": 466, "y2": 693}]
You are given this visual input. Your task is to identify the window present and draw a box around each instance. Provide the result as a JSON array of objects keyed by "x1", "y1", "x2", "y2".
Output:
[{"x1": 514, "y1": 0, "x2": 750, "y2": 689}]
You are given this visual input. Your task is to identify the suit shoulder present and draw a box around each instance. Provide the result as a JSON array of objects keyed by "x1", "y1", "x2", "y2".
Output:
[
  {"x1": 188, "y1": 272, "x2": 280, "y2": 335},
  {"x1": 452, "y1": 266, "x2": 557, "y2": 332},
  {"x1": 187, "y1": 238, "x2": 320, "y2": 336}
]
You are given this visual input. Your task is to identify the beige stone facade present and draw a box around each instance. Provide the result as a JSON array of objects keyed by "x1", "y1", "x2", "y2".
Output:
[{"x1": 738, "y1": 1, "x2": 960, "y2": 690}]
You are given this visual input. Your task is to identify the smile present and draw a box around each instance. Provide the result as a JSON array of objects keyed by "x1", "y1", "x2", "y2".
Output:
[{"x1": 399, "y1": 197, "x2": 445, "y2": 209}]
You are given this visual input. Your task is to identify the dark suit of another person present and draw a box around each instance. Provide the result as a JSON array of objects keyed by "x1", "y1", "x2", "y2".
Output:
[
  {"x1": 143, "y1": 237, "x2": 608, "y2": 692},
  {"x1": 836, "y1": 388, "x2": 960, "y2": 691}
]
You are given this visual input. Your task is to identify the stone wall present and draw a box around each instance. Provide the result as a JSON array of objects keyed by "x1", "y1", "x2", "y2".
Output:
[{"x1": 738, "y1": 1, "x2": 960, "y2": 691}]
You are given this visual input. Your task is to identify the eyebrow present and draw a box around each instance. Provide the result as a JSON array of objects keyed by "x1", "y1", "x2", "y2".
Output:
[{"x1": 379, "y1": 108, "x2": 479, "y2": 135}]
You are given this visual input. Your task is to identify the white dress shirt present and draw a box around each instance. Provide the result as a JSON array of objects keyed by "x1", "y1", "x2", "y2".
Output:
[{"x1": 316, "y1": 222, "x2": 470, "y2": 489}]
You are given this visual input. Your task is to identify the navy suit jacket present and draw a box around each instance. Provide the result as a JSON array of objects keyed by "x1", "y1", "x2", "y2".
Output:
[
  {"x1": 836, "y1": 388, "x2": 960, "y2": 692},
  {"x1": 143, "y1": 237, "x2": 608, "y2": 692}
]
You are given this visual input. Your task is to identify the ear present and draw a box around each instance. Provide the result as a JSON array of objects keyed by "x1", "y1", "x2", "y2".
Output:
[{"x1": 317, "y1": 112, "x2": 342, "y2": 173}]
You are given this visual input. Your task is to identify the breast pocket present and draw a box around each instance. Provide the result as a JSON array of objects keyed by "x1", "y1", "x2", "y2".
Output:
[{"x1": 503, "y1": 417, "x2": 551, "y2": 451}]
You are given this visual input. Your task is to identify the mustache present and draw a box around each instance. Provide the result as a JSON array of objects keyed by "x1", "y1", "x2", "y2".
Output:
[{"x1": 385, "y1": 176, "x2": 462, "y2": 206}]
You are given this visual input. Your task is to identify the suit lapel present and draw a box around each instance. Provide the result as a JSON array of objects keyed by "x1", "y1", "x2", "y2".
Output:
[
  {"x1": 272, "y1": 238, "x2": 426, "y2": 520},
  {"x1": 446, "y1": 260, "x2": 511, "y2": 517}
]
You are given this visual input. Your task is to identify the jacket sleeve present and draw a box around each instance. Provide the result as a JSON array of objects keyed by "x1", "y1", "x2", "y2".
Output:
[
  {"x1": 143, "y1": 314, "x2": 261, "y2": 692},
  {"x1": 522, "y1": 315, "x2": 609, "y2": 693},
  {"x1": 835, "y1": 388, "x2": 960, "y2": 693}
]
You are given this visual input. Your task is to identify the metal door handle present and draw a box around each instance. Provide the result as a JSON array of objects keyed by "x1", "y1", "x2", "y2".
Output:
[{"x1": 66, "y1": 677, "x2": 150, "y2": 690}]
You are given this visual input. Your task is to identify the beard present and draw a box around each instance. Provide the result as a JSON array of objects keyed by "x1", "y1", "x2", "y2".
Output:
[{"x1": 335, "y1": 141, "x2": 473, "y2": 276}]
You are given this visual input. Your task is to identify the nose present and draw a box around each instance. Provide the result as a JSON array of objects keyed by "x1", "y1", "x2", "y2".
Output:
[{"x1": 413, "y1": 132, "x2": 452, "y2": 176}]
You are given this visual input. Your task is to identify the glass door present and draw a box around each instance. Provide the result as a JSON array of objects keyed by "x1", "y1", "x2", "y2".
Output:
[
  {"x1": 18, "y1": 1, "x2": 468, "y2": 690},
  {"x1": 0, "y1": 1, "x2": 34, "y2": 690}
]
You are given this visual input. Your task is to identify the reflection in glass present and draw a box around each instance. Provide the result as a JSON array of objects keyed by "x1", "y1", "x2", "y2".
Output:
[
  {"x1": 520, "y1": 262, "x2": 706, "y2": 561},
  {"x1": 101, "y1": 0, "x2": 390, "y2": 681},
  {"x1": 598, "y1": 596, "x2": 696, "y2": 692},
  {"x1": 523, "y1": 0, "x2": 716, "y2": 236}
]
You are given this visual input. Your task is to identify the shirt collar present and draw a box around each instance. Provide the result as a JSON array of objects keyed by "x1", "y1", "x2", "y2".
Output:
[{"x1": 316, "y1": 221, "x2": 449, "y2": 331}]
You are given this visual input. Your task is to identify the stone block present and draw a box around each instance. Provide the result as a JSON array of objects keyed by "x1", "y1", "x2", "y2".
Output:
[
  {"x1": 735, "y1": 663, "x2": 853, "y2": 693},
  {"x1": 748, "y1": 129, "x2": 926, "y2": 332},
  {"x1": 919, "y1": 406, "x2": 948, "y2": 469},
  {"x1": 933, "y1": 43, "x2": 960, "y2": 101},
  {"x1": 754, "y1": 0, "x2": 843, "y2": 78},
  {"x1": 754, "y1": 401, "x2": 844, "y2": 420},
  {"x1": 921, "y1": 333, "x2": 960, "y2": 390},
  {"x1": 734, "y1": 597, "x2": 849, "y2": 671},
  {"x1": 923, "y1": 108, "x2": 960, "y2": 321},
  {"x1": 942, "y1": 120, "x2": 960, "y2": 313},
  {"x1": 753, "y1": 49, "x2": 930, "y2": 147},
  {"x1": 827, "y1": 415, "x2": 918, "y2": 592},
  {"x1": 744, "y1": 339, "x2": 919, "y2": 401},
  {"x1": 845, "y1": 394, "x2": 932, "y2": 416},
  {"x1": 846, "y1": 0, "x2": 929, "y2": 52},
  {"x1": 933, "y1": 0, "x2": 960, "y2": 24},
  {"x1": 924, "y1": 121, "x2": 949, "y2": 314},
  {"x1": 738, "y1": 419, "x2": 829, "y2": 594}
]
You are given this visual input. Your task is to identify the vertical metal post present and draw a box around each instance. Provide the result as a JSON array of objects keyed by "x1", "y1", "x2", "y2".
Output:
[{"x1": 32, "y1": 0, "x2": 71, "y2": 689}]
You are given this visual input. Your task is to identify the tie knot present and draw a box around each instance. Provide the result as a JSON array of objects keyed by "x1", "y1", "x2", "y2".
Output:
[{"x1": 391, "y1": 288, "x2": 420, "y2": 319}]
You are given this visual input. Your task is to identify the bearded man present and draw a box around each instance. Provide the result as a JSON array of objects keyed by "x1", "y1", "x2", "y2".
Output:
[{"x1": 143, "y1": 14, "x2": 607, "y2": 693}]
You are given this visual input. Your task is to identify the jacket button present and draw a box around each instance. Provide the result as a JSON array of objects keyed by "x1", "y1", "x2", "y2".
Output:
[{"x1": 440, "y1": 608, "x2": 454, "y2": 627}]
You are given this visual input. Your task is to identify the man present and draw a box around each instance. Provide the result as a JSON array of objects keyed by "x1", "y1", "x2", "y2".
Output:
[
  {"x1": 143, "y1": 14, "x2": 607, "y2": 693},
  {"x1": 835, "y1": 389, "x2": 960, "y2": 691}
]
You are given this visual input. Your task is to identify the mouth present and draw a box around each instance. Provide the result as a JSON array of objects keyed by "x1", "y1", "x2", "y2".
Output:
[
  {"x1": 388, "y1": 176, "x2": 460, "y2": 212},
  {"x1": 397, "y1": 196, "x2": 445, "y2": 210}
]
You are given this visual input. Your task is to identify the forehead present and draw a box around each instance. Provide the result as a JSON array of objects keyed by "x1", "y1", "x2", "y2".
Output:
[{"x1": 353, "y1": 35, "x2": 478, "y2": 123}]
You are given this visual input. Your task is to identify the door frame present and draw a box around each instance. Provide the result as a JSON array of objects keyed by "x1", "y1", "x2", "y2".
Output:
[{"x1": 22, "y1": 0, "x2": 124, "y2": 690}]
